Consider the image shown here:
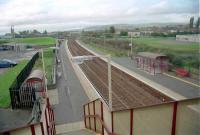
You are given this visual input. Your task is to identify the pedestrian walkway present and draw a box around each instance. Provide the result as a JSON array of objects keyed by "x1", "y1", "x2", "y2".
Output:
[{"x1": 53, "y1": 43, "x2": 89, "y2": 127}]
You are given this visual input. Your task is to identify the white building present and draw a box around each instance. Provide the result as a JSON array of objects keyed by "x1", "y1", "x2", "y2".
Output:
[
  {"x1": 176, "y1": 34, "x2": 199, "y2": 43},
  {"x1": 128, "y1": 32, "x2": 141, "y2": 37}
]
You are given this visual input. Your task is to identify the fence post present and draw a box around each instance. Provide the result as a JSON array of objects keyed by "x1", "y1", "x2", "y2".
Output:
[{"x1": 9, "y1": 88, "x2": 14, "y2": 109}]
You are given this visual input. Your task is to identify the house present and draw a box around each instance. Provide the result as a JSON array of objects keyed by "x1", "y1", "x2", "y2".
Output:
[{"x1": 128, "y1": 32, "x2": 141, "y2": 37}]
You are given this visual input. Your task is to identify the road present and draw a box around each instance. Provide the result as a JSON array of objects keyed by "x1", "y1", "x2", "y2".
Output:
[{"x1": 53, "y1": 42, "x2": 89, "y2": 125}]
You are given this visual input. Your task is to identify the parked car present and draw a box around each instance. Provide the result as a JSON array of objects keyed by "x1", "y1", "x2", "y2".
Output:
[{"x1": 0, "y1": 59, "x2": 17, "y2": 68}]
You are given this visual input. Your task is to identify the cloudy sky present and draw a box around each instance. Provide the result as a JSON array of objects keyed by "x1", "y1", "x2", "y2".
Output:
[{"x1": 0, "y1": 0, "x2": 199, "y2": 34}]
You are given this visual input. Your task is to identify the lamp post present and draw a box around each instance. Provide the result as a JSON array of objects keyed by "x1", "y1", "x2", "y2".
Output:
[
  {"x1": 41, "y1": 47, "x2": 60, "y2": 91},
  {"x1": 130, "y1": 33, "x2": 133, "y2": 55},
  {"x1": 71, "y1": 54, "x2": 112, "y2": 110}
]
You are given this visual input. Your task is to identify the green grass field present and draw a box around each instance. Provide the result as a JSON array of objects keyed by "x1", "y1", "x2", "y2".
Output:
[
  {"x1": 15, "y1": 37, "x2": 55, "y2": 46},
  {"x1": 81, "y1": 36, "x2": 199, "y2": 71},
  {"x1": 85, "y1": 42, "x2": 127, "y2": 57},
  {"x1": 132, "y1": 37, "x2": 199, "y2": 53},
  {"x1": 43, "y1": 49, "x2": 54, "y2": 84},
  {"x1": 0, "y1": 60, "x2": 28, "y2": 108}
]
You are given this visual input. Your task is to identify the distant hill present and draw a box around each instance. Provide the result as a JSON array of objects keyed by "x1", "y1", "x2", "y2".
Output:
[{"x1": 83, "y1": 23, "x2": 187, "y2": 31}]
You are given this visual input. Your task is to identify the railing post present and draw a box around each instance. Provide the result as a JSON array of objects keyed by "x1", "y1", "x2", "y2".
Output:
[
  {"x1": 111, "y1": 112, "x2": 114, "y2": 133},
  {"x1": 93, "y1": 101, "x2": 96, "y2": 131},
  {"x1": 40, "y1": 122, "x2": 45, "y2": 135},
  {"x1": 88, "y1": 104, "x2": 91, "y2": 129},
  {"x1": 171, "y1": 102, "x2": 178, "y2": 135},
  {"x1": 83, "y1": 105, "x2": 86, "y2": 128},
  {"x1": 30, "y1": 125, "x2": 36, "y2": 135},
  {"x1": 45, "y1": 109, "x2": 49, "y2": 135},
  {"x1": 101, "y1": 102, "x2": 104, "y2": 135},
  {"x1": 3, "y1": 132, "x2": 10, "y2": 135},
  {"x1": 52, "y1": 109, "x2": 56, "y2": 135},
  {"x1": 130, "y1": 109, "x2": 134, "y2": 135}
]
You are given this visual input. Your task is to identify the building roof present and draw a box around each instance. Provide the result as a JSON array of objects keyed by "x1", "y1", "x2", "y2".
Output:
[
  {"x1": 26, "y1": 69, "x2": 44, "y2": 82},
  {"x1": 137, "y1": 52, "x2": 168, "y2": 59}
]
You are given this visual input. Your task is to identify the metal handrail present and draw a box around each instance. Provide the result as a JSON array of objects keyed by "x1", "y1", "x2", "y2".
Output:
[
  {"x1": 27, "y1": 97, "x2": 42, "y2": 124},
  {"x1": 84, "y1": 114, "x2": 117, "y2": 135},
  {"x1": 0, "y1": 122, "x2": 42, "y2": 134}
]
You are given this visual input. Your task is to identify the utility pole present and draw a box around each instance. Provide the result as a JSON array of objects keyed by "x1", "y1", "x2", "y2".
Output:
[
  {"x1": 71, "y1": 54, "x2": 113, "y2": 110},
  {"x1": 131, "y1": 33, "x2": 133, "y2": 55},
  {"x1": 129, "y1": 33, "x2": 133, "y2": 58},
  {"x1": 11, "y1": 25, "x2": 16, "y2": 52},
  {"x1": 103, "y1": 34, "x2": 106, "y2": 50}
]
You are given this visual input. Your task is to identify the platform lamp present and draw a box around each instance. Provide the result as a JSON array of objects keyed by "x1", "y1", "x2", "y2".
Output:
[{"x1": 71, "y1": 54, "x2": 112, "y2": 110}]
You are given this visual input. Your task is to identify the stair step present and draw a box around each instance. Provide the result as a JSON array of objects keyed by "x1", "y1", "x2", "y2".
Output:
[
  {"x1": 57, "y1": 129, "x2": 96, "y2": 135},
  {"x1": 56, "y1": 121, "x2": 85, "y2": 134}
]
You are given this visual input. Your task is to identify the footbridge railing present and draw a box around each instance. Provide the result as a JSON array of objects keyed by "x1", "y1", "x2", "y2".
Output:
[
  {"x1": 0, "y1": 98, "x2": 55, "y2": 135},
  {"x1": 83, "y1": 98, "x2": 199, "y2": 135}
]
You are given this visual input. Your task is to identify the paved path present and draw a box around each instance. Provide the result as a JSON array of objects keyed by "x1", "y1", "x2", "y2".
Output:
[
  {"x1": 53, "y1": 42, "x2": 89, "y2": 125},
  {"x1": 79, "y1": 41, "x2": 200, "y2": 99},
  {"x1": 0, "y1": 109, "x2": 31, "y2": 132},
  {"x1": 112, "y1": 57, "x2": 200, "y2": 98}
]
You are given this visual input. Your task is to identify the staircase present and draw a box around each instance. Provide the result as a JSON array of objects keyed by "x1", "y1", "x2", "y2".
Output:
[{"x1": 57, "y1": 129, "x2": 95, "y2": 135}]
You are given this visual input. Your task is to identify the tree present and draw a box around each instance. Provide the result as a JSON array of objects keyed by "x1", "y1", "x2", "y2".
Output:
[
  {"x1": 43, "y1": 30, "x2": 47, "y2": 35},
  {"x1": 120, "y1": 31, "x2": 128, "y2": 36},
  {"x1": 32, "y1": 29, "x2": 40, "y2": 34},
  {"x1": 189, "y1": 16, "x2": 194, "y2": 28},
  {"x1": 109, "y1": 26, "x2": 115, "y2": 33},
  {"x1": 196, "y1": 17, "x2": 200, "y2": 28}
]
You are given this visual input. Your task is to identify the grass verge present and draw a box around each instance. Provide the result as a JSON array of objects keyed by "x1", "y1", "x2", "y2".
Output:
[
  {"x1": 34, "y1": 49, "x2": 54, "y2": 85},
  {"x1": 0, "y1": 60, "x2": 28, "y2": 108},
  {"x1": 15, "y1": 37, "x2": 55, "y2": 46}
]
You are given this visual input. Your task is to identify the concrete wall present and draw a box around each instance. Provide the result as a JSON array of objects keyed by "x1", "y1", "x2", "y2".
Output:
[
  {"x1": 1, "y1": 100, "x2": 55, "y2": 135},
  {"x1": 176, "y1": 99, "x2": 200, "y2": 135},
  {"x1": 134, "y1": 103, "x2": 173, "y2": 135},
  {"x1": 113, "y1": 110, "x2": 130, "y2": 135},
  {"x1": 10, "y1": 127, "x2": 32, "y2": 135}
]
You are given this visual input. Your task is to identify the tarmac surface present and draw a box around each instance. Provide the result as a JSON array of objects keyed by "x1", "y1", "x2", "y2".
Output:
[
  {"x1": 0, "y1": 50, "x2": 38, "y2": 75},
  {"x1": 0, "y1": 108, "x2": 32, "y2": 132},
  {"x1": 53, "y1": 42, "x2": 89, "y2": 125}
]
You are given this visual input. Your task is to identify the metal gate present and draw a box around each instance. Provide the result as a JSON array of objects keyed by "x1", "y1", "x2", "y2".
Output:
[{"x1": 10, "y1": 83, "x2": 36, "y2": 109}]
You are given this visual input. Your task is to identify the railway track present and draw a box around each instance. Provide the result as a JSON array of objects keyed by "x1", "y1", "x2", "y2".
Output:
[{"x1": 68, "y1": 39, "x2": 174, "y2": 111}]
